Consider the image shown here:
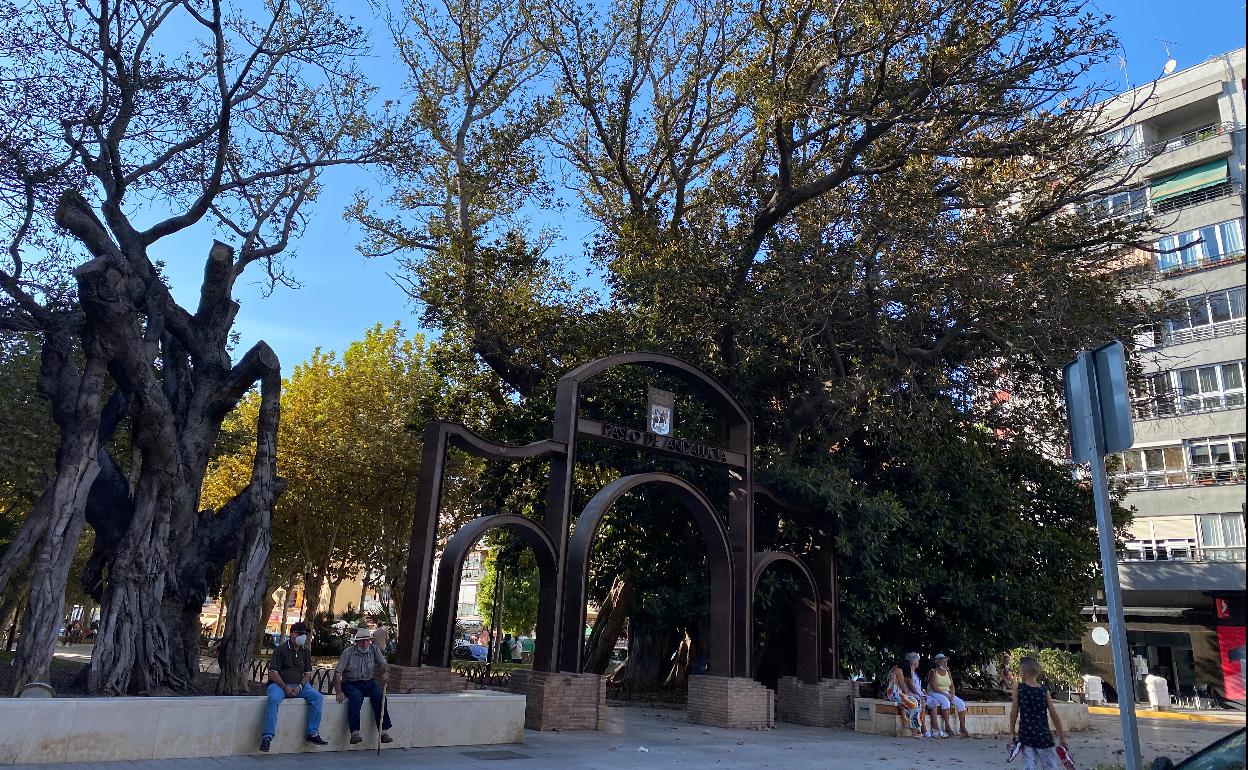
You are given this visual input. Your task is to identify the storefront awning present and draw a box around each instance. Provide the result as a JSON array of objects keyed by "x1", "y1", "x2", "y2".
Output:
[{"x1": 1151, "y1": 159, "x2": 1229, "y2": 202}]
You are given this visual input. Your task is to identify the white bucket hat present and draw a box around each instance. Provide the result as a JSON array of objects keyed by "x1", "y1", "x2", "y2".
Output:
[{"x1": 352, "y1": 626, "x2": 374, "y2": 642}]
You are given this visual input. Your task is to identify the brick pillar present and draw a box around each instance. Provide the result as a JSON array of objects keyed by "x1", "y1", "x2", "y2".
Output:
[
  {"x1": 508, "y1": 670, "x2": 606, "y2": 731},
  {"x1": 388, "y1": 665, "x2": 469, "y2": 694},
  {"x1": 775, "y1": 677, "x2": 855, "y2": 727},
  {"x1": 686, "y1": 676, "x2": 774, "y2": 729}
]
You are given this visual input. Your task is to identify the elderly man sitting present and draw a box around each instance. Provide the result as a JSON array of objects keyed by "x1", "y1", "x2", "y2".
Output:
[{"x1": 333, "y1": 627, "x2": 393, "y2": 744}]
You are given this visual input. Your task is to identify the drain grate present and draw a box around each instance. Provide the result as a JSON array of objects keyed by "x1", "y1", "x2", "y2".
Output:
[{"x1": 461, "y1": 749, "x2": 533, "y2": 760}]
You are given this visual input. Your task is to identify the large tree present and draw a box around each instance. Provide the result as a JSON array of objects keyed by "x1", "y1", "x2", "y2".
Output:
[
  {"x1": 0, "y1": 0, "x2": 379, "y2": 694},
  {"x1": 357, "y1": 0, "x2": 1157, "y2": 684}
]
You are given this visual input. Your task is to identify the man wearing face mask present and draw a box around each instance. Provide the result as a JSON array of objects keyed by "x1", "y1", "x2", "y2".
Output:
[{"x1": 259, "y1": 621, "x2": 329, "y2": 752}]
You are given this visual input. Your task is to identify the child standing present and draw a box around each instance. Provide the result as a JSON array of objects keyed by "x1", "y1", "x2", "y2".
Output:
[{"x1": 1009, "y1": 656, "x2": 1069, "y2": 770}]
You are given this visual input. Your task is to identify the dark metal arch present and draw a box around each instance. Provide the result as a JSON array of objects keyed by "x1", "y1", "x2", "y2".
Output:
[
  {"x1": 398, "y1": 420, "x2": 566, "y2": 668},
  {"x1": 557, "y1": 352, "x2": 752, "y2": 428},
  {"x1": 559, "y1": 472, "x2": 736, "y2": 676},
  {"x1": 426, "y1": 514, "x2": 560, "y2": 671},
  {"x1": 752, "y1": 551, "x2": 821, "y2": 684}
]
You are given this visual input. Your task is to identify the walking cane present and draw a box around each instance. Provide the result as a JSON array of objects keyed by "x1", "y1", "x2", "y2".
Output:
[{"x1": 376, "y1": 681, "x2": 389, "y2": 755}]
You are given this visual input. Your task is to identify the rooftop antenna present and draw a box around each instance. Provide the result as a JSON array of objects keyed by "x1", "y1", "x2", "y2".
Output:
[{"x1": 1157, "y1": 39, "x2": 1179, "y2": 76}]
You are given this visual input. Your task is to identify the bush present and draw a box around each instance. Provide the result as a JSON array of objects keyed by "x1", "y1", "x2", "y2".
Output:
[{"x1": 1006, "y1": 647, "x2": 1092, "y2": 691}]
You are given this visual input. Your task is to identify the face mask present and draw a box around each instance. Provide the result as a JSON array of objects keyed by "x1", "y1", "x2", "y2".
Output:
[{"x1": 294, "y1": 634, "x2": 308, "y2": 647}]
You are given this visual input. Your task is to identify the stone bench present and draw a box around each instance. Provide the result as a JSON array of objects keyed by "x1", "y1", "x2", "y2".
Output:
[
  {"x1": 0, "y1": 690, "x2": 524, "y2": 765},
  {"x1": 853, "y1": 697, "x2": 1090, "y2": 737}
]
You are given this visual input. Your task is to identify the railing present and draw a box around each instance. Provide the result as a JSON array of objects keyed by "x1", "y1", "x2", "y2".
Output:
[
  {"x1": 1158, "y1": 248, "x2": 1246, "y2": 276},
  {"x1": 1134, "y1": 390, "x2": 1246, "y2": 420},
  {"x1": 247, "y1": 658, "x2": 337, "y2": 694},
  {"x1": 1154, "y1": 179, "x2": 1242, "y2": 214},
  {"x1": 1121, "y1": 539, "x2": 1246, "y2": 563},
  {"x1": 1117, "y1": 462, "x2": 1246, "y2": 490},
  {"x1": 450, "y1": 661, "x2": 512, "y2": 689},
  {"x1": 1161, "y1": 317, "x2": 1246, "y2": 347},
  {"x1": 1109, "y1": 122, "x2": 1237, "y2": 169}
]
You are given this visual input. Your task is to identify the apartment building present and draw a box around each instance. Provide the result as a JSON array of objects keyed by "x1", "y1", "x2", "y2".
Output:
[{"x1": 1078, "y1": 48, "x2": 1246, "y2": 704}]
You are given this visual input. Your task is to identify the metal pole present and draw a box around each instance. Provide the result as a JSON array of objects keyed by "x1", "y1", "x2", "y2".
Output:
[{"x1": 1078, "y1": 352, "x2": 1142, "y2": 770}]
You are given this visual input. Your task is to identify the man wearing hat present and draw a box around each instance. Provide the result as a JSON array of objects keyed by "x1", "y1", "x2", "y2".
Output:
[
  {"x1": 333, "y1": 626, "x2": 393, "y2": 744},
  {"x1": 260, "y1": 621, "x2": 328, "y2": 752}
]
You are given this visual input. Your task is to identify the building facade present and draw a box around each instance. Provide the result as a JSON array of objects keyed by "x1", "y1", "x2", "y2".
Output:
[{"x1": 1081, "y1": 49, "x2": 1246, "y2": 703}]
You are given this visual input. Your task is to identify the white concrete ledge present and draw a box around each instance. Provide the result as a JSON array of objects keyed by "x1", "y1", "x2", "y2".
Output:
[
  {"x1": 854, "y1": 697, "x2": 1090, "y2": 737},
  {"x1": 0, "y1": 690, "x2": 525, "y2": 764}
]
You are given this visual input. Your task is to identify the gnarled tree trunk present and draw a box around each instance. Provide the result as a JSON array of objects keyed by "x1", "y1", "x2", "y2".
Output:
[{"x1": 584, "y1": 574, "x2": 633, "y2": 675}]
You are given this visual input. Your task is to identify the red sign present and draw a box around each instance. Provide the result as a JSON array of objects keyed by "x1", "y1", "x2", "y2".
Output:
[
  {"x1": 1216, "y1": 598, "x2": 1231, "y2": 620},
  {"x1": 1218, "y1": 626, "x2": 1246, "y2": 700}
]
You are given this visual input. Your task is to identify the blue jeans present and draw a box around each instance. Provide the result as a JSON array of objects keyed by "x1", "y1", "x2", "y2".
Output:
[
  {"x1": 263, "y1": 682, "x2": 323, "y2": 738},
  {"x1": 341, "y1": 679, "x2": 392, "y2": 733}
]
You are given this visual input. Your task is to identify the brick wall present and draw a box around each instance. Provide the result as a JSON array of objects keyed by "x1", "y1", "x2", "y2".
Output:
[
  {"x1": 775, "y1": 677, "x2": 855, "y2": 728},
  {"x1": 687, "y1": 675, "x2": 775, "y2": 729},
  {"x1": 388, "y1": 665, "x2": 469, "y2": 694},
  {"x1": 508, "y1": 670, "x2": 606, "y2": 731}
]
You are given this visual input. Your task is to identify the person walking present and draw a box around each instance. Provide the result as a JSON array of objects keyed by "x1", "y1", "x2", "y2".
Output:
[
  {"x1": 333, "y1": 627, "x2": 393, "y2": 745},
  {"x1": 259, "y1": 621, "x2": 328, "y2": 752},
  {"x1": 885, "y1": 660, "x2": 924, "y2": 738},
  {"x1": 927, "y1": 653, "x2": 970, "y2": 737},
  {"x1": 1009, "y1": 656, "x2": 1069, "y2": 770}
]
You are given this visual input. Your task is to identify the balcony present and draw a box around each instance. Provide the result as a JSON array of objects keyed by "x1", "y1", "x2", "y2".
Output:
[
  {"x1": 1153, "y1": 179, "x2": 1242, "y2": 215},
  {"x1": 1116, "y1": 461, "x2": 1246, "y2": 490},
  {"x1": 1134, "y1": 391, "x2": 1246, "y2": 420},
  {"x1": 1118, "y1": 546, "x2": 1246, "y2": 592},
  {"x1": 1157, "y1": 248, "x2": 1245, "y2": 277},
  {"x1": 1110, "y1": 122, "x2": 1238, "y2": 170},
  {"x1": 1161, "y1": 317, "x2": 1246, "y2": 347},
  {"x1": 1121, "y1": 538, "x2": 1245, "y2": 564}
]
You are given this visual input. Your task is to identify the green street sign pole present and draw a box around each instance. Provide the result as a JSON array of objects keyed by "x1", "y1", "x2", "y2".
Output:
[{"x1": 1065, "y1": 342, "x2": 1141, "y2": 770}]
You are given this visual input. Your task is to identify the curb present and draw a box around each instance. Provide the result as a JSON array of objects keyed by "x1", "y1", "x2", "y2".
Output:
[{"x1": 1088, "y1": 706, "x2": 1246, "y2": 724}]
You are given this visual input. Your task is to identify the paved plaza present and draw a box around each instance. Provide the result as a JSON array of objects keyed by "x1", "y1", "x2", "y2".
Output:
[{"x1": 10, "y1": 707, "x2": 1242, "y2": 770}]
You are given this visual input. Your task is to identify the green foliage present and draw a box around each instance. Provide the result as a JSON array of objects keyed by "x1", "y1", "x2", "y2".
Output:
[
  {"x1": 1007, "y1": 647, "x2": 1094, "y2": 692},
  {"x1": 478, "y1": 536, "x2": 541, "y2": 636},
  {"x1": 0, "y1": 332, "x2": 56, "y2": 529}
]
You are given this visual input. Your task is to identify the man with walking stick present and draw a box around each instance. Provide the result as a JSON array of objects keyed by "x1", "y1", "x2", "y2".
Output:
[{"x1": 333, "y1": 627, "x2": 393, "y2": 745}]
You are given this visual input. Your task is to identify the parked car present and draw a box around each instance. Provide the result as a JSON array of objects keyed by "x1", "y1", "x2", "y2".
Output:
[
  {"x1": 453, "y1": 643, "x2": 488, "y2": 662},
  {"x1": 606, "y1": 645, "x2": 628, "y2": 675},
  {"x1": 1150, "y1": 727, "x2": 1244, "y2": 770}
]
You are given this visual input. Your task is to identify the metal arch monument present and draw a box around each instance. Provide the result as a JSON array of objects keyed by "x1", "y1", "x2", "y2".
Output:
[{"x1": 391, "y1": 352, "x2": 850, "y2": 730}]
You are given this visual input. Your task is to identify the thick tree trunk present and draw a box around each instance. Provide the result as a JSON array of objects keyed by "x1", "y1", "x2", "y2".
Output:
[
  {"x1": 584, "y1": 575, "x2": 633, "y2": 675},
  {"x1": 6, "y1": 334, "x2": 109, "y2": 694},
  {"x1": 217, "y1": 354, "x2": 280, "y2": 693},
  {"x1": 611, "y1": 610, "x2": 679, "y2": 693},
  {"x1": 326, "y1": 577, "x2": 342, "y2": 616}
]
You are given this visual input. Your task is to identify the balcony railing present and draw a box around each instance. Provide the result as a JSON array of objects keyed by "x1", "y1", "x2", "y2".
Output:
[
  {"x1": 1109, "y1": 122, "x2": 1237, "y2": 169},
  {"x1": 1154, "y1": 179, "x2": 1242, "y2": 214},
  {"x1": 1117, "y1": 462, "x2": 1246, "y2": 489},
  {"x1": 1157, "y1": 248, "x2": 1246, "y2": 277},
  {"x1": 1121, "y1": 538, "x2": 1246, "y2": 563},
  {"x1": 1134, "y1": 391, "x2": 1246, "y2": 420},
  {"x1": 1160, "y1": 317, "x2": 1247, "y2": 347}
]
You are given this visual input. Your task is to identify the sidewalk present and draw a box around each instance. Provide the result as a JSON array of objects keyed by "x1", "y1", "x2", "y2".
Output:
[
  {"x1": 9, "y1": 707, "x2": 1240, "y2": 770},
  {"x1": 1089, "y1": 704, "x2": 1247, "y2": 724}
]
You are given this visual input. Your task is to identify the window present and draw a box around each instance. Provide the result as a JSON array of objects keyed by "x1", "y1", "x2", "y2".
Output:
[
  {"x1": 1184, "y1": 435, "x2": 1247, "y2": 483},
  {"x1": 1176, "y1": 361, "x2": 1245, "y2": 413},
  {"x1": 1118, "y1": 445, "x2": 1187, "y2": 488},
  {"x1": 1164, "y1": 286, "x2": 1246, "y2": 344},
  {"x1": 1134, "y1": 361, "x2": 1244, "y2": 417},
  {"x1": 1197, "y1": 514, "x2": 1246, "y2": 561},
  {"x1": 1098, "y1": 187, "x2": 1147, "y2": 218},
  {"x1": 1156, "y1": 219, "x2": 1246, "y2": 272}
]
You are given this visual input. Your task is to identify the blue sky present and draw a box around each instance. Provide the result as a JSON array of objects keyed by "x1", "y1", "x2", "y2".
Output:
[{"x1": 155, "y1": 0, "x2": 1247, "y2": 371}]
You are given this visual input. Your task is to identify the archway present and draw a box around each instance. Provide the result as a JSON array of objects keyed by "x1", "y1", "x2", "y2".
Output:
[
  {"x1": 752, "y1": 551, "x2": 820, "y2": 685},
  {"x1": 426, "y1": 514, "x2": 559, "y2": 671},
  {"x1": 560, "y1": 473, "x2": 735, "y2": 678}
]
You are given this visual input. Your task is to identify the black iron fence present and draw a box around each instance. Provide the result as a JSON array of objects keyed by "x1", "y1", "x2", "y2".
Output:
[
  {"x1": 450, "y1": 661, "x2": 513, "y2": 690},
  {"x1": 247, "y1": 658, "x2": 337, "y2": 694}
]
